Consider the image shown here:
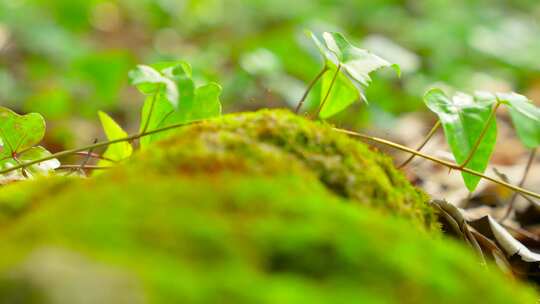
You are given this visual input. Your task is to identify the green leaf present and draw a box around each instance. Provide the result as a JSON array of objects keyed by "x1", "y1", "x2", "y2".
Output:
[
  {"x1": 321, "y1": 32, "x2": 400, "y2": 87},
  {"x1": 182, "y1": 83, "x2": 222, "y2": 122},
  {"x1": 138, "y1": 73, "x2": 222, "y2": 149},
  {"x1": 98, "y1": 111, "x2": 132, "y2": 166},
  {"x1": 134, "y1": 61, "x2": 222, "y2": 148},
  {"x1": 138, "y1": 62, "x2": 196, "y2": 148},
  {"x1": 0, "y1": 107, "x2": 59, "y2": 178},
  {"x1": 476, "y1": 92, "x2": 540, "y2": 148},
  {"x1": 424, "y1": 89, "x2": 497, "y2": 192},
  {"x1": 137, "y1": 61, "x2": 195, "y2": 148},
  {"x1": 308, "y1": 31, "x2": 399, "y2": 118},
  {"x1": 139, "y1": 94, "x2": 175, "y2": 149},
  {"x1": 319, "y1": 63, "x2": 359, "y2": 119},
  {"x1": 154, "y1": 61, "x2": 192, "y2": 79},
  {"x1": 0, "y1": 146, "x2": 60, "y2": 180},
  {"x1": 0, "y1": 107, "x2": 45, "y2": 157},
  {"x1": 128, "y1": 65, "x2": 179, "y2": 108}
]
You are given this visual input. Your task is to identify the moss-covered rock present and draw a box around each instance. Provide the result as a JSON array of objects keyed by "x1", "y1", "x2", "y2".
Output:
[
  {"x1": 0, "y1": 109, "x2": 536, "y2": 303},
  {"x1": 134, "y1": 109, "x2": 435, "y2": 230}
]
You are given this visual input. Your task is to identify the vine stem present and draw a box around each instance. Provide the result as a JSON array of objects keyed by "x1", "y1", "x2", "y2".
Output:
[
  {"x1": 0, "y1": 120, "x2": 196, "y2": 176},
  {"x1": 459, "y1": 101, "x2": 501, "y2": 169},
  {"x1": 398, "y1": 120, "x2": 441, "y2": 168},
  {"x1": 294, "y1": 66, "x2": 328, "y2": 113},
  {"x1": 333, "y1": 127, "x2": 540, "y2": 200},
  {"x1": 66, "y1": 139, "x2": 97, "y2": 177},
  {"x1": 57, "y1": 165, "x2": 111, "y2": 170},
  {"x1": 2, "y1": 112, "x2": 538, "y2": 201},
  {"x1": 314, "y1": 65, "x2": 341, "y2": 118},
  {"x1": 74, "y1": 152, "x2": 118, "y2": 163},
  {"x1": 500, "y1": 148, "x2": 537, "y2": 221}
]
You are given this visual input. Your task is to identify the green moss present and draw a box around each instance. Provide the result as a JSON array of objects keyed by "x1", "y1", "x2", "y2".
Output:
[
  {"x1": 0, "y1": 176, "x2": 72, "y2": 225},
  {"x1": 0, "y1": 109, "x2": 535, "y2": 303},
  {"x1": 135, "y1": 109, "x2": 435, "y2": 230}
]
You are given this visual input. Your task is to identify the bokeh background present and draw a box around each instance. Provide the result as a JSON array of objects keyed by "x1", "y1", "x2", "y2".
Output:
[{"x1": 0, "y1": 0, "x2": 539, "y2": 204}]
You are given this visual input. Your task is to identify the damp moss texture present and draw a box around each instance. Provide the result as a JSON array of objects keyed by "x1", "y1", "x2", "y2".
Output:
[{"x1": 0, "y1": 109, "x2": 536, "y2": 303}]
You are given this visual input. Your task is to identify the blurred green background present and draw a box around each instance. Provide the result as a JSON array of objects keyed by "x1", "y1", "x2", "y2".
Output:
[{"x1": 1, "y1": 0, "x2": 540, "y2": 149}]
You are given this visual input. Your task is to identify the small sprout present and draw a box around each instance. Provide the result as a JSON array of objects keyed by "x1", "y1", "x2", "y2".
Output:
[
  {"x1": 424, "y1": 89, "x2": 498, "y2": 192},
  {"x1": 307, "y1": 31, "x2": 400, "y2": 118},
  {"x1": 131, "y1": 61, "x2": 222, "y2": 148}
]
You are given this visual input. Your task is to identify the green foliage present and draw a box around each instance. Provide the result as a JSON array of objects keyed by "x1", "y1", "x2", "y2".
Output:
[
  {"x1": 309, "y1": 31, "x2": 399, "y2": 118},
  {"x1": 422, "y1": 89, "x2": 540, "y2": 191},
  {"x1": 135, "y1": 62, "x2": 222, "y2": 148},
  {"x1": 0, "y1": 107, "x2": 59, "y2": 179},
  {"x1": 0, "y1": 110, "x2": 536, "y2": 303},
  {"x1": 424, "y1": 89, "x2": 497, "y2": 192},
  {"x1": 319, "y1": 64, "x2": 358, "y2": 119},
  {"x1": 5, "y1": 0, "x2": 540, "y2": 130},
  {"x1": 97, "y1": 111, "x2": 132, "y2": 166},
  {"x1": 476, "y1": 92, "x2": 540, "y2": 149},
  {"x1": 136, "y1": 109, "x2": 436, "y2": 229},
  {"x1": 129, "y1": 64, "x2": 180, "y2": 109}
]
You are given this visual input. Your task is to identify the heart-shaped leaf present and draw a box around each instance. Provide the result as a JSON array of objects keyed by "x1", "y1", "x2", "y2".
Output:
[
  {"x1": 98, "y1": 111, "x2": 133, "y2": 166},
  {"x1": 308, "y1": 31, "x2": 399, "y2": 118},
  {"x1": 0, "y1": 107, "x2": 45, "y2": 157},
  {"x1": 476, "y1": 92, "x2": 540, "y2": 148},
  {"x1": 0, "y1": 107, "x2": 59, "y2": 178},
  {"x1": 140, "y1": 83, "x2": 222, "y2": 148},
  {"x1": 0, "y1": 146, "x2": 60, "y2": 180},
  {"x1": 424, "y1": 89, "x2": 497, "y2": 192}
]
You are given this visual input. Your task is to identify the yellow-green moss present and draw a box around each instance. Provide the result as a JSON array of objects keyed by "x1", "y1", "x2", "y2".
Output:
[
  {"x1": 134, "y1": 109, "x2": 435, "y2": 230},
  {"x1": 0, "y1": 109, "x2": 536, "y2": 303},
  {"x1": 0, "y1": 176, "x2": 72, "y2": 226}
]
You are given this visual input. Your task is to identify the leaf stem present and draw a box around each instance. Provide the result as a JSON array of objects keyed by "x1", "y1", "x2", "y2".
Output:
[
  {"x1": 314, "y1": 65, "x2": 341, "y2": 118},
  {"x1": 459, "y1": 101, "x2": 501, "y2": 169},
  {"x1": 500, "y1": 148, "x2": 537, "y2": 221},
  {"x1": 399, "y1": 120, "x2": 441, "y2": 168},
  {"x1": 0, "y1": 120, "x2": 197, "y2": 176},
  {"x1": 294, "y1": 66, "x2": 328, "y2": 113},
  {"x1": 333, "y1": 127, "x2": 540, "y2": 200},
  {"x1": 141, "y1": 86, "x2": 162, "y2": 134}
]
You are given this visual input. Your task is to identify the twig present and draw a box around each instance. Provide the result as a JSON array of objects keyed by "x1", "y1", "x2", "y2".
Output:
[
  {"x1": 493, "y1": 167, "x2": 538, "y2": 208},
  {"x1": 295, "y1": 66, "x2": 328, "y2": 113},
  {"x1": 74, "y1": 152, "x2": 117, "y2": 163},
  {"x1": 80, "y1": 139, "x2": 98, "y2": 171},
  {"x1": 67, "y1": 139, "x2": 98, "y2": 177},
  {"x1": 500, "y1": 148, "x2": 537, "y2": 221},
  {"x1": 399, "y1": 120, "x2": 441, "y2": 168},
  {"x1": 333, "y1": 127, "x2": 540, "y2": 200}
]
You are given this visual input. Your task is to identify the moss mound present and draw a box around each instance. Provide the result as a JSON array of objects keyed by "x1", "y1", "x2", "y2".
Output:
[
  {"x1": 0, "y1": 109, "x2": 536, "y2": 303},
  {"x1": 135, "y1": 109, "x2": 435, "y2": 229}
]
